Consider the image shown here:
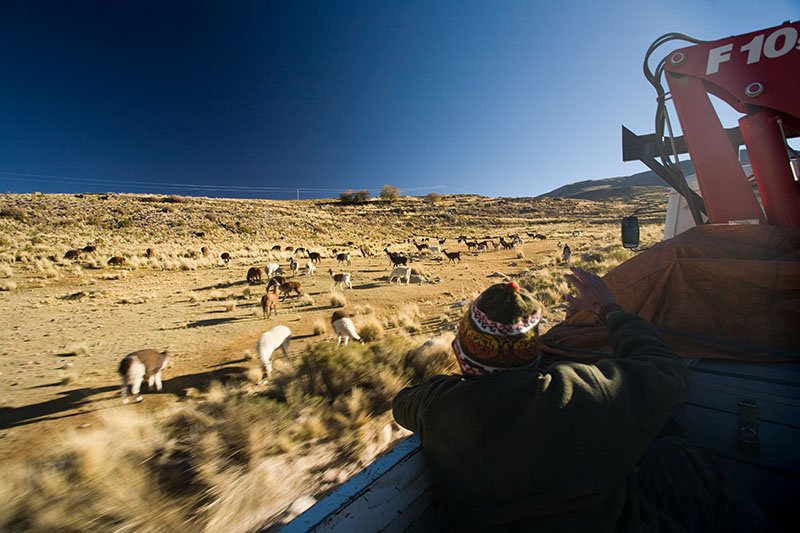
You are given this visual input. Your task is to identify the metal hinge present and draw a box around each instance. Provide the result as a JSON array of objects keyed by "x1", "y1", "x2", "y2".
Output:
[{"x1": 737, "y1": 399, "x2": 760, "y2": 457}]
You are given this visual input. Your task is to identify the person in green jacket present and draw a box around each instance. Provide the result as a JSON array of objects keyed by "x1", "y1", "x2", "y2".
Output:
[{"x1": 392, "y1": 267, "x2": 775, "y2": 532}]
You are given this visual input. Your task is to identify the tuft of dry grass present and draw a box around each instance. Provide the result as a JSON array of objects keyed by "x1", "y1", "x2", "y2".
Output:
[
  {"x1": 59, "y1": 371, "x2": 79, "y2": 385},
  {"x1": 65, "y1": 342, "x2": 89, "y2": 356},
  {"x1": 357, "y1": 315, "x2": 384, "y2": 342},
  {"x1": 408, "y1": 335, "x2": 458, "y2": 380},
  {"x1": 313, "y1": 319, "x2": 327, "y2": 335},
  {"x1": 353, "y1": 304, "x2": 374, "y2": 315},
  {"x1": 246, "y1": 365, "x2": 263, "y2": 383},
  {"x1": 0, "y1": 280, "x2": 17, "y2": 291},
  {"x1": 0, "y1": 263, "x2": 12, "y2": 278},
  {"x1": 330, "y1": 292, "x2": 346, "y2": 307},
  {"x1": 395, "y1": 304, "x2": 423, "y2": 333}
]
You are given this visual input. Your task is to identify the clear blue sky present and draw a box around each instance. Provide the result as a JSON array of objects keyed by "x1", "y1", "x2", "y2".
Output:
[{"x1": 1, "y1": 1, "x2": 797, "y2": 200}]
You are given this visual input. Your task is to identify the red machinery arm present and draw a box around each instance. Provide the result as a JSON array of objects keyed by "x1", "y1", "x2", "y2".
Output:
[{"x1": 665, "y1": 21, "x2": 800, "y2": 227}]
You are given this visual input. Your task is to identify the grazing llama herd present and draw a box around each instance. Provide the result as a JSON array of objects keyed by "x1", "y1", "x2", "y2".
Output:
[{"x1": 118, "y1": 232, "x2": 554, "y2": 402}]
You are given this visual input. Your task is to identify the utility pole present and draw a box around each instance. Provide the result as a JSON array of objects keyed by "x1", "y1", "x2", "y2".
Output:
[{"x1": 296, "y1": 188, "x2": 299, "y2": 201}]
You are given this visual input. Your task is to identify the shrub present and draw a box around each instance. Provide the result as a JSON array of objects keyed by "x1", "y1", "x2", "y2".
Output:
[
  {"x1": 339, "y1": 190, "x2": 355, "y2": 204},
  {"x1": 0, "y1": 206, "x2": 26, "y2": 221},
  {"x1": 236, "y1": 225, "x2": 254, "y2": 235},
  {"x1": 357, "y1": 316, "x2": 384, "y2": 342},
  {"x1": 353, "y1": 190, "x2": 370, "y2": 203},
  {"x1": 162, "y1": 194, "x2": 186, "y2": 204},
  {"x1": 424, "y1": 192, "x2": 442, "y2": 204},
  {"x1": 380, "y1": 185, "x2": 400, "y2": 202}
]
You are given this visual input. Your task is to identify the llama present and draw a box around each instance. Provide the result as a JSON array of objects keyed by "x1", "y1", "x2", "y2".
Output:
[
  {"x1": 443, "y1": 250, "x2": 461, "y2": 264},
  {"x1": 265, "y1": 263, "x2": 284, "y2": 278},
  {"x1": 271, "y1": 245, "x2": 282, "y2": 252},
  {"x1": 308, "y1": 252, "x2": 322, "y2": 264},
  {"x1": 261, "y1": 284, "x2": 279, "y2": 318},
  {"x1": 201, "y1": 246, "x2": 210, "y2": 256},
  {"x1": 336, "y1": 251, "x2": 351, "y2": 266},
  {"x1": 221, "y1": 252, "x2": 231, "y2": 263},
  {"x1": 305, "y1": 261, "x2": 316, "y2": 276},
  {"x1": 294, "y1": 247, "x2": 307, "y2": 257},
  {"x1": 331, "y1": 310, "x2": 361, "y2": 346},
  {"x1": 119, "y1": 349, "x2": 168, "y2": 403},
  {"x1": 388, "y1": 266, "x2": 412, "y2": 284},
  {"x1": 146, "y1": 248, "x2": 154, "y2": 258},
  {"x1": 289, "y1": 258, "x2": 299, "y2": 276},
  {"x1": 384, "y1": 248, "x2": 408, "y2": 267},
  {"x1": 108, "y1": 256, "x2": 126, "y2": 267},
  {"x1": 562, "y1": 244, "x2": 572, "y2": 263},
  {"x1": 328, "y1": 268, "x2": 352, "y2": 290},
  {"x1": 278, "y1": 281, "x2": 302, "y2": 300},
  {"x1": 428, "y1": 245, "x2": 441, "y2": 255},
  {"x1": 82, "y1": 245, "x2": 97, "y2": 254},
  {"x1": 247, "y1": 266, "x2": 264, "y2": 284},
  {"x1": 267, "y1": 275, "x2": 287, "y2": 290},
  {"x1": 256, "y1": 325, "x2": 291, "y2": 381},
  {"x1": 64, "y1": 249, "x2": 82, "y2": 260}
]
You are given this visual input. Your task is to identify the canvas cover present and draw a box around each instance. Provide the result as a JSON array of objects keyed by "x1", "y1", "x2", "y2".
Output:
[{"x1": 541, "y1": 224, "x2": 800, "y2": 363}]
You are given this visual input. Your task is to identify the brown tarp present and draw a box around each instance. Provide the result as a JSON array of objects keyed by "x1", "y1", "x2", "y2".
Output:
[{"x1": 540, "y1": 224, "x2": 800, "y2": 362}]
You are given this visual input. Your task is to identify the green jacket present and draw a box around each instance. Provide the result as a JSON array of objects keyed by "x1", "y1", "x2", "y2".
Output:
[{"x1": 392, "y1": 311, "x2": 689, "y2": 532}]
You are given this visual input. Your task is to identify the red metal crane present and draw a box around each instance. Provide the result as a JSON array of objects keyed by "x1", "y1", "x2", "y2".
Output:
[{"x1": 624, "y1": 21, "x2": 800, "y2": 227}]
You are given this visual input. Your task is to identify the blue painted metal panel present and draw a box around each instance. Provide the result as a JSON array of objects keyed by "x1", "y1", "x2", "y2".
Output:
[{"x1": 280, "y1": 435, "x2": 434, "y2": 532}]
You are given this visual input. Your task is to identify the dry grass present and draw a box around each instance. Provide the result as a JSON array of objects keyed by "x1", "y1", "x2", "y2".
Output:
[
  {"x1": 357, "y1": 315, "x2": 384, "y2": 342},
  {"x1": 312, "y1": 319, "x2": 327, "y2": 336},
  {"x1": 0, "y1": 334, "x2": 447, "y2": 531},
  {"x1": 394, "y1": 304, "x2": 423, "y2": 333},
  {"x1": 330, "y1": 292, "x2": 347, "y2": 307},
  {"x1": 65, "y1": 342, "x2": 89, "y2": 356},
  {"x1": 0, "y1": 190, "x2": 670, "y2": 531}
]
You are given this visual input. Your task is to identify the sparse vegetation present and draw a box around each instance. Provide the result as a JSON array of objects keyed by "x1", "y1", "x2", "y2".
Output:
[
  {"x1": 0, "y1": 189, "x2": 669, "y2": 531},
  {"x1": 330, "y1": 292, "x2": 347, "y2": 307},
  {"x1": 0, "y1": 206, "x2": 26, "y2": 221},
  {"x1": 357, "y1": 315, "x2": 384, "y2": 342},
  {"x1": 380, "y1": 185, "x2": 400, "y2": 202},
  {"x1": 424, "y1": 192, "x2": 442, "y2": 204}
]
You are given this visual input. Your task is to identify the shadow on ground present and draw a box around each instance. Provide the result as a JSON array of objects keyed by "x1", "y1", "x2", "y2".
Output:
[{"x1": 0, "y1": 368, "x2": 246, "y2": 430}]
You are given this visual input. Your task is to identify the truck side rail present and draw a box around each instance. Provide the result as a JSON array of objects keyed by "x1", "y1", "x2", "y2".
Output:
[{"x1": 279, "y1": 435, "x2": 441, "y2": 532}]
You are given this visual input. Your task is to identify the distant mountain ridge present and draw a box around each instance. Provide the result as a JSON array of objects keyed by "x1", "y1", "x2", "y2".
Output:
[{"x1": 539, "y1": 159, "x2": 695, "y2": 201}]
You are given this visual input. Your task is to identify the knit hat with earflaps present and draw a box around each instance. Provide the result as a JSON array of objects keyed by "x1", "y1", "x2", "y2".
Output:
[{"x1": 452, "y1": 281, "x2": 543, "y2": 376}]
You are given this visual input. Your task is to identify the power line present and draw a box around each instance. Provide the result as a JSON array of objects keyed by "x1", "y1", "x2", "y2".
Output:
[{"x1": 0, "y1": 170, "x2": 448, "y2": 195}]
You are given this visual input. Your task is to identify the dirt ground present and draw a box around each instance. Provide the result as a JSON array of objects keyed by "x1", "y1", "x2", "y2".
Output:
[{"x1": 0, "y1": 238, "x2": 563, "y2": 462}]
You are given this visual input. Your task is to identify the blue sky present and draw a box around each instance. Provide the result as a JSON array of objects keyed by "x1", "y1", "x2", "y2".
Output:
[{"x1": 0, "y1": 1, "x2": 797, "y2": 200}]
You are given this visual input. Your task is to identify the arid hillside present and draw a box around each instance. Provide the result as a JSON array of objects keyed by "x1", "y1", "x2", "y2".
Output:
[{"x1": 0, "y1": 191, "x2": 668, "y2": 531}]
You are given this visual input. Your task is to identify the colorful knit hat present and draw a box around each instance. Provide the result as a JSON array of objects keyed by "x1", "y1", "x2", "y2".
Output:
[{"x1": 452, "y1": 281, "x2": 543, "y2": 376}]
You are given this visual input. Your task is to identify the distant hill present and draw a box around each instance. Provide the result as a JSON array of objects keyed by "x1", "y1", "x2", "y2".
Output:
[{"x1": 539, "y1": 160, "x2": 695, "y2": 201}]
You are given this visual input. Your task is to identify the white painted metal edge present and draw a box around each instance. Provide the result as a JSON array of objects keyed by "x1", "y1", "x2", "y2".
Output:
[{"x1": 279, "y1": 434, "x2": 427, "y2": 532}]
